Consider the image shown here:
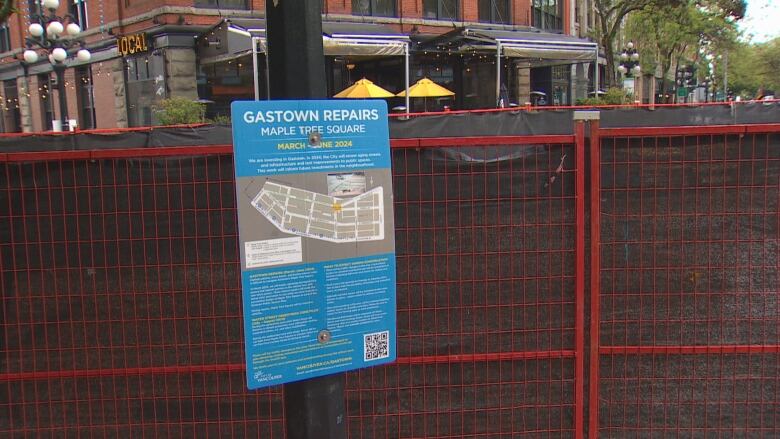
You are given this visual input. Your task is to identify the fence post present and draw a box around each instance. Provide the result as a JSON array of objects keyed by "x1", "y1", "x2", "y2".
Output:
[
  {"x1": 573, "y1": 111, "x2": 598, "y2": 438},
  {"x1": 573, "y1": 115, "x2": 585, "y2": 439},
  {"x1": 585, "y1": 112, "x2": 603, "y2": 439}
]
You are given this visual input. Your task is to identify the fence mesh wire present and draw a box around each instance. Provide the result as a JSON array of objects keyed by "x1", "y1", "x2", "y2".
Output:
[
  {"x1": 1, "y1": 140, "x2": 580, "y2": 438},
  {"x1": 596, "y1": 131, "x2": 780, "y2": 436},
  {"x1": 1, "y1": 155, "x2": 285, "y2": 437},
  {"x1": 347, "y1": 143, "x2": 579, "y2": 438}
]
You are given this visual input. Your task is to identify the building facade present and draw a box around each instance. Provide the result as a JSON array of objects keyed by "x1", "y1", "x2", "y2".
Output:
[{"x1": 0, "y1": 0, "x2": 599, "y2": 132}]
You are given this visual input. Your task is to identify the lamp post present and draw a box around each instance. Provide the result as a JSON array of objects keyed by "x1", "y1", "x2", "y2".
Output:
[
  {"x1": 705, "y1": 53, "x2": 716, "y2": 102},
  {"x1": 617, "y1": 41, "x2": 641, "y2": 78},
  {"x1": 617, "y1": 42, "x2": 641, "y2": 100},
  {"x1": 675, "y1": 65, "x2": 695, "y2": 103},
  {"x1": 23, "y1": 0, "x2": 90, "y2": 131},
  {"x1": 701, "y1": 76, "x2": 716, "y2": 103}
]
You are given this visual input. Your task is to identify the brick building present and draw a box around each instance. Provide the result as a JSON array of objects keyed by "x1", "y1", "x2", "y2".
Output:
[{"x1": 0, "y1": 0, "x2": 599, "y2": 132}]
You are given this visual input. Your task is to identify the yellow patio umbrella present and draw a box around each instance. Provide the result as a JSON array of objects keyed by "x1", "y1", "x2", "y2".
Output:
[
  {"x1": 334, "y1": 78, "x2": 395, "y2": 99},
  {"x1": 396, "y1": 77, "x2": 455, "y2": 98},
  {"x1": 396, "y1": 77, "x2": 455, "y2": 111}
]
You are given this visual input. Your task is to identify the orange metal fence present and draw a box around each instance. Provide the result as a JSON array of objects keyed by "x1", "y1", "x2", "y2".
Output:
[
  {"x1": 0, "y1": 134, "x2": 585, "y2": 437},
  {"x1": 589, "y1": 124, "x2": 780, "y2": 437},
  {"x1": 1, "y1": 123, "x2": 778, "y2": 437}
]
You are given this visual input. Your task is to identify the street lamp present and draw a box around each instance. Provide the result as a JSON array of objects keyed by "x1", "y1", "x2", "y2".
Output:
[
  {"x1": 675, "y1": 65, "x2": 695, "y2": 103},
  {"x1": 702, "y1": 75, "x2": 716, "y2": 103},
  {"x1": 23, "y1": 0, "x2": 91, "y2": 131},
  {"x1": 618, "y1": 41, "x2": 641, "y2": 77}
]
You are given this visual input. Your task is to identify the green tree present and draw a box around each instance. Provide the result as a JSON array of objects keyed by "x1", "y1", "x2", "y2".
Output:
[
  {"x1": 694, "y1": 0, "x2": 745, "y2": 93},
  {"x1": 594, "y1": 0, "x2": 684, "y2": 87},
  {"x1": 727, "y1": 38, "x2": 780, "y2": 97},
  {"x1": 594, "y1": 0, "x2": 745, "y2": 88},
  {"x1": 758, "y1": 38, "x2": 780, "y2": 93},
  {"x1": 625, "y1": 1, "x2": 741, "y2": 100},
  {"x1": 725, "y1": 42, "x2": 758, "y2": 96},
  {"x1": 626, "y1": 4, "x2": 693, "y2": 99},
  {"x1": 698, "y1": 0, "x2": 746, "y2": 19}
]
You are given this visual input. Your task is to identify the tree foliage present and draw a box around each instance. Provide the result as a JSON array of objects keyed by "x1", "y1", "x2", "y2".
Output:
[
  {"x1": 594, "y1": 0, "x2": 745, "y2": 88},
  {"x1": 575, "y1": 87, "x2": 634, "y2": 105},
  {"x1": 593, "y1": 0, "x2": 685, "y2": 87},
  {"x1": 697, "y1": 0, "x2": 746, "y2": 19},
  {"x1": 727, "y1": 38, "x2": 780, "y2": 97},
  {"x1": 625, "y1": 1, "x2": 740, "y2": 99},
  {"x1": 153, "y1": 97, "x2": 206, "y2": 125}
]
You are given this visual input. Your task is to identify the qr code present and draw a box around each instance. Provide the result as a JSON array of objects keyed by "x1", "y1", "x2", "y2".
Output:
[{"x1": 363, "y1": 331, "x2": 390, "y2": 361}]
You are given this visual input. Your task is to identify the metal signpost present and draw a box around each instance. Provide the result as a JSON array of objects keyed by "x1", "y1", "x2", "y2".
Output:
[{"x1": 232, "y1": 4, "x2": 396, "y2": 438}]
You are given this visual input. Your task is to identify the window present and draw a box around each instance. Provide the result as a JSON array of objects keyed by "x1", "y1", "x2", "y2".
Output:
[
  {"x1": 575, "y1": 2, "x2": 579, "y2": 24},
  {"x1": 38, "y1": 74, "x2": 54, "y2": 131},
  {"x1": 407, "y1": 56, "x2": 456, "y2": 111},
  {"x1": 194, "y1": 0, "x2": 248, "y2": 9},
  {"x1": 126, "y1": 56, "x2": 151, "y2": 82},
  {"x1": 28, "y1": 0, "x2": 40, "y2": 16},
  {"x1": 533, "y1": 0, "x2": 563, "y2": 31},
  {"x1": 352, "y1": 0, "x2": 395, "y2": 17},
  {"x1": 0, "y1": 25, "x2": 10, "y2": 53},
  {"x1": 478, "y1": 0, "x2": 510, "y2": 24},
  {"x1": 551, "y1": 64, "x2": 570, "y2": 105},
  {"x1": 198, "y1": 55, "x2": 261, "y2": 119},
  {"x1": 76, "y1": 67, "x2": 95, "y2": 129},
  {"x1": 423, "y1": 0, "x2": 458, "y2": 20},
  {"x1": 68, "y1": 0, "x2": 88, "y2": 30},
  {"x1": 3, "y1": 80, "x2": 21, "y2": 132},
  {"x1": 125, "y1": 54, "x2": 166, "y2": 127}
]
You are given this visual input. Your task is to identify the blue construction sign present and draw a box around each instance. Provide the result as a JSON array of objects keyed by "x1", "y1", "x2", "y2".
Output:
[{"x1": 231, "y1": 100, "x2": 396, "y2": 389}]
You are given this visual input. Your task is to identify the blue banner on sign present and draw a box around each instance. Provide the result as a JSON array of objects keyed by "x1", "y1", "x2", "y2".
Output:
[
  {"x1": 242, "y1": 254, "x2": 396, "y2": 388},
  {"x1": 231, "y1": 100, "x2": 396, "y2": 389},
  {"x1": 232, "y1": 100, "x2": 391, "y2": 178}
]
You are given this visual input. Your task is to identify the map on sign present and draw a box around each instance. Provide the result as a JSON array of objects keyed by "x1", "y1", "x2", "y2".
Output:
[{"x1": 251, "y1": 180, "x2": 385, "y2": 243}]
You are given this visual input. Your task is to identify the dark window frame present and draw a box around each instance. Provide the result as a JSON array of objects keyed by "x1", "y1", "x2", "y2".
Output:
[
  {"x1": 28, "y1": 0, "x2": 40, "y2": 16},
  {"x1": 76, "y1": 66, "x2": 95, "y2": 129},
  {"x1": 550, "y1": 64, "x2": 571, "y2": 105},
  {"x1": 423, "y1": 0, "x2": 458, "y2": 20},
  {"x1": 68, "y1": 0, "x2": 88, "y2": 30},
  {"x1": 0, "y1": 25, "x2": 11, "y2": 53},
  {"x1": 125, "y1": 56, "x2": 152, "y2": 82},
  {"x1": 124, "y1": 54, "x2": 165, "y2": 127},
  {"x1": 193, "y1": 0, "x2": 248, "y2": 10},
  {"x1": 532, "y1": 0, "x2": 563, "y2": 31},
  {"x1": 352, "y1": 0, "x2": 396, "y2": 17},
  {"x1": 3, "y1": 79, "x2": 22, "y2": 132},
  {"x1": 478, "y1": 0, "x2": 510, "y2": 24},
  {"x1": 38, "y1": 73, "x2": 54, "y2": 131}
]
